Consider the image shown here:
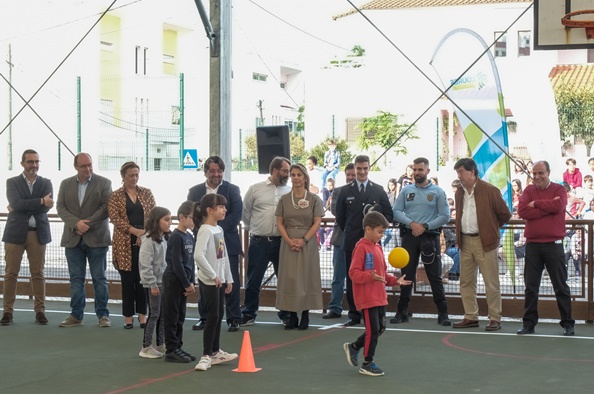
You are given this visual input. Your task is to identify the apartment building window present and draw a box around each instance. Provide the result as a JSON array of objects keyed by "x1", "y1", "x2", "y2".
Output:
[
  {"x1": 163, "y1": 54, "x2": 175, "y2": 64},
  {"x1": 135, "y1": 46, "x2": 148, "y2": 75},
  {"x1": 518, "y1": 31, "x2": 531, "y2": 57},
  {"x1": 280, "y1": 82, "x2": 287, "y2": 89},
  {"x1": 252, "y1": 72, "x2": 267, "y2": 82},
  {"x1": 494, "y1": 32, "x2": 506, "y2": 57}
]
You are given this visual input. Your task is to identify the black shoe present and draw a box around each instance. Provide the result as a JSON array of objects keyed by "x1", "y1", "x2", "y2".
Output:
[
  {"x1": 228, "y1": 322, "x2": 240, "y2": 332},
  {"x1": 123, "y1": 323, "x2": 133, "y2": 329},
  {"x1": 298, "y1": 311, "x2": 309, "y2": 330},
  {"x1": 517, "y1": 325, "x2": 535, "y2": 335},
  {"x1": 35, "y1": 312, "x2": 48, "y2": 325},
  {"x1": 437, "y1": 312, "x2": 451, "y2": 326},
  {"x1": 192, "y1": 320, "x2": 206, "y2": 331},
  {"x1": 240, "y1": 315, "x2": 256, "y2": 327},
  {"x1": 322, "y1": 310, "x2": 342, "y2": 319},
  {"x1": 390, "y1": 313, "x2": 409, "y2": 324},
  {"x1": 138, "y1": 317, "x2": 146, "y2": 329},
  {"x1": 563, "y1": 326, "x2": 575, "y2": 336},
  {"x1": 1, "y1": 312, "x2": 13, "y2": 326},
  {"x1": 164, "y1": 349, "x2": 191, "y2": 363},
  {"x1": 178, "y1": 348, "x2": 197, "y2": 361},
  {"x1": 343, "y1": 318, "x2": 361, "y2": 327},
  {"x1": 284, "y1": 314, "x2": 299, "y2": 330}
]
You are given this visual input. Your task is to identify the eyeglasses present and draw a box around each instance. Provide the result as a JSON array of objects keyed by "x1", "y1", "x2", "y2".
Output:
[{"x1": 25, "y1": 160, "x2": 41, "y2": 165}]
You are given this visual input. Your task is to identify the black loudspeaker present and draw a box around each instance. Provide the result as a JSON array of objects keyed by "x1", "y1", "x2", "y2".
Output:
[{"x1": 256, "y1": 125, "x2": 290, "y2": 174}]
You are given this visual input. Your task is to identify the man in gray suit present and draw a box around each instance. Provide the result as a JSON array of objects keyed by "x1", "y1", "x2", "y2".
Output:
[
  {"x1": 56, "y1": 153, "x2": 113, "y2": 327},
  {"x1": 1, "y1": 149, "x2": 53, "y2": 326}
]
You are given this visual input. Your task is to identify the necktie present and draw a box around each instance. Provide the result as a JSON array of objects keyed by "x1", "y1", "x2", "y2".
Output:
[{"x1": 360, "y1": 183, "x2": 365, "y2": 194}]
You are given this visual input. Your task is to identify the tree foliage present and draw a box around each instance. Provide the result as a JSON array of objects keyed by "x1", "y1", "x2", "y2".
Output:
[
  {"x1": 356, "y1": 110, "x2": 418, "y2": 155},
  {"x1": 554, "y1": 78, "x2": 594, "y2": 156}
]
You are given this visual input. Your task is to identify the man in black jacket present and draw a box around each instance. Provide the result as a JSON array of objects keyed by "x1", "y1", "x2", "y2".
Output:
[
  {"x1": 335, "y1": 155, "x2": 393, "y2": 326},
  {"x1": 188, "y1": 156, "x2": 243, "y2": 332},
  {"x1": 2, "y1": 149, "x2": 53, "y2": 326}
]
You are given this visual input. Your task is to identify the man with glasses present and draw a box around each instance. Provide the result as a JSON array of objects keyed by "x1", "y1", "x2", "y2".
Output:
[
  {"x1": 56, "y1": 153, "x2": 113, "y2": 328},
  {"x1": 240, "y1": 157, "x2": 291, "y2": 326},
  {"x1": 1, "y1": 150, "x2": 53, "y2": 326},
  {"x1": 188, "y1": 156, "x2": 243, "y2": 332}
]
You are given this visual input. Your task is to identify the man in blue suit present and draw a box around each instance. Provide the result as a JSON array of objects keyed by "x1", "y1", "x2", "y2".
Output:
[
  {"x1": 188, "y1": 156, "x2": 243, "y2": 332},
  {"x1": 2, "y1": 149, "x2": 53, "y2": 326}
]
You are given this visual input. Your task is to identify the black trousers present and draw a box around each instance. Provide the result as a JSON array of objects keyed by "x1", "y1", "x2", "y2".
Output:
[
  {"x1": 197, "y1": 254, "x2": 241, "y2": 324},
  {"x1": 119, "y1": 245, "x2": 147, "y2": 317},
  {"x1": 397, "y1": 231, "x2": 447, "y2": 313},
  {"x1": 344, "y1": 250, "x2": 361, "y2": 321},
  {"x1": 352, "y1": 306, "x2": 386, "y2": 362},
  {"x1": 199, "y1": 279, "x2": 225, "y2": 356},
  {"x1": 523, "y1": 242, "x2": 574, "y2": 328},
  {"x1": 162, "y1": 274, "x2": 187, "y2": 353}
]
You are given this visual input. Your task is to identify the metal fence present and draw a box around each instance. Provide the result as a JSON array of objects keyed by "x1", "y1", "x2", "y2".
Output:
[{"x1": 1, "y1": 215, "x2": 593, "y2": 320}]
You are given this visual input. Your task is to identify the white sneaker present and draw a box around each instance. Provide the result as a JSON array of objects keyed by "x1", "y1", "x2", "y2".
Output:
[
  {"x1": 139, "y1": 346, "x2": 164, "y2": 359},
  {"x1": 210, "y1": 349, "x2": 238, "y2": 365},
  {"x1": 98, "y1": 316, "x2": 111, "y2": 327},
  {"x1": 195, "y1": 355, "x2": 212, "y2": 371},
  {"x1": 155, "y1": 344, "x2": 166, "y2": 354}
]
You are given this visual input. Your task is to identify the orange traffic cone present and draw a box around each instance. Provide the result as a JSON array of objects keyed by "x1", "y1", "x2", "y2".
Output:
[{"x1": 232, "y1": 331, "x2": 262, "y2": 373}]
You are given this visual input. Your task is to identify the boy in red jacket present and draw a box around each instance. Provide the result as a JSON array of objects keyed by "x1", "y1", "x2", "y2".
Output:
[{"x1": 343, "y1": 211, "x2": 411, "y2": 376}]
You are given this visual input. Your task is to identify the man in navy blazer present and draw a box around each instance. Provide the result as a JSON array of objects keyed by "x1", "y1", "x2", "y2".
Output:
[
  {"x1": 335, "y1": 155, "x2": 393, "y2": 326},
  {"x1": 1, "y1": 150, "x2": 53, "y2": 326},
  {"x1": 56, "y1": 153, "x2": 113, "y2": 328},
  {"x1": 187, "y1": 156, "x2": 243, "y2": 332}
]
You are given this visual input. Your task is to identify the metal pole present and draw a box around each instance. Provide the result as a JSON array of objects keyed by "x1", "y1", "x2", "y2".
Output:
[
  {"x1": 7, "y1": 44, "x2": 13, "y2": 170},
  {"x1": 145, "y1": 128, "x2": 149, "y2": 170},
  {"x1": 179, "y1": 72, "x2": 184, "y2": 170},
  {"x1": 58, "y1": 141, "x2": 61, "y2": 171},
  {"x1": 239, "y1": 128, "x2": 242, "y2": 170},
  {"x1": 332, "y1": 114, "x2": 335, "y2": 139},
  {"x1": 77, "y1": 76, "x2": 81, "y2": 152}
]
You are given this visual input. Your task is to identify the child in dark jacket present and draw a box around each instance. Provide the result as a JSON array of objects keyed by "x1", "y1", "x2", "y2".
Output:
[
  {"x1": 162, "y1": 201, "x2": 196, "y2": 363},
  {"x1": 343, "y1": 211, "x2": 411, "y2": 377}
]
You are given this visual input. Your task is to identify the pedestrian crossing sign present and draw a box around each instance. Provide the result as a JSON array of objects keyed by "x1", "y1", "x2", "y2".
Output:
[{"x1": 183, "y1": 149, "x2": 198, "y2": 169}]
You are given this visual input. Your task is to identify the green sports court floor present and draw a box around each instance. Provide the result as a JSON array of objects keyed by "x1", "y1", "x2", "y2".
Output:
[{"x1": 3, "y1": 298, "x2": 594, "y2": 394}]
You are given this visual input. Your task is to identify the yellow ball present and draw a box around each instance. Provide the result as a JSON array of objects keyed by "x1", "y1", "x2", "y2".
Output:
[{"x1": 388, "y1": 247, "x2": 409, "y2": 269}]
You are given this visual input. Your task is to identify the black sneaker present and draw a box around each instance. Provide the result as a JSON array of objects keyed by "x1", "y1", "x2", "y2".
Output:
[
  {"x1": 437, "y1": 312, "x2": 451, "y2": 326},
  {"x1": 389, "y1": 313, "x2": 409, "y2": 324},
  {"x1": 240, "y1": 315, "x2": 255, "y2": 327},
  {"x1": 192, "y1": 320, "x2": 206, "y2": 330},
  {"x1": 164, "y1": 349, "x2": 191, "y2": 363},
  {"x1": 179, "y1": 348, "x2": 197, "y2": 361},
  {"x1": 343, "y1": 342, "x2": 358, "y2": 367},
  {"x1": 359, "y1": 362, "x2": 385, "y2": 377},
  {"x1": 228, "y1": 322, "x2": 240, "y2": 332}
]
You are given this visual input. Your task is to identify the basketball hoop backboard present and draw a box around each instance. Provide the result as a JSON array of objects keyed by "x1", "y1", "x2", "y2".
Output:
[{"x1": 534, "y1": 0, "x2": 594, "y2": 50}]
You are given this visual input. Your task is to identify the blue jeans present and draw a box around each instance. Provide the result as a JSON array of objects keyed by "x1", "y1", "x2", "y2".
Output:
[
  {"x1": 322, "y1": 168, "x2": 339, "y2": 188},
  {"x1": 242, "y1": 236, "x2": 287, "y2": 320},
  {"x1": 65, "y1": 241, "x2": 109, "y2": 321},
  {"x1": 327, "y1": 244, "x2": 346, "y2": 314},
  {"x1": 446, "y1": 247, "x2": 460, "y2": 274}
]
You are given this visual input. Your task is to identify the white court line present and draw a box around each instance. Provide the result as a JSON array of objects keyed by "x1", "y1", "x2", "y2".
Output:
[{"x1": 14, "y1": 308, "x2": 592, "y2": 339}]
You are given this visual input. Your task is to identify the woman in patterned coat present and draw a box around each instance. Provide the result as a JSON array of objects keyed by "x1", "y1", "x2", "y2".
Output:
[{"x1": 108, "y1": 162, "x2": 156, "y2": 329}]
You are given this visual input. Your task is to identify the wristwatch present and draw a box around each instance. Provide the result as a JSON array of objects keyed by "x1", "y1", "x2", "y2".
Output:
[
  {"x1": 422, "y1": 223, "x2": 429, "y2": 231},
  {"x1": 303, "y1": 237, "x2": 309, "y2": 244}
]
